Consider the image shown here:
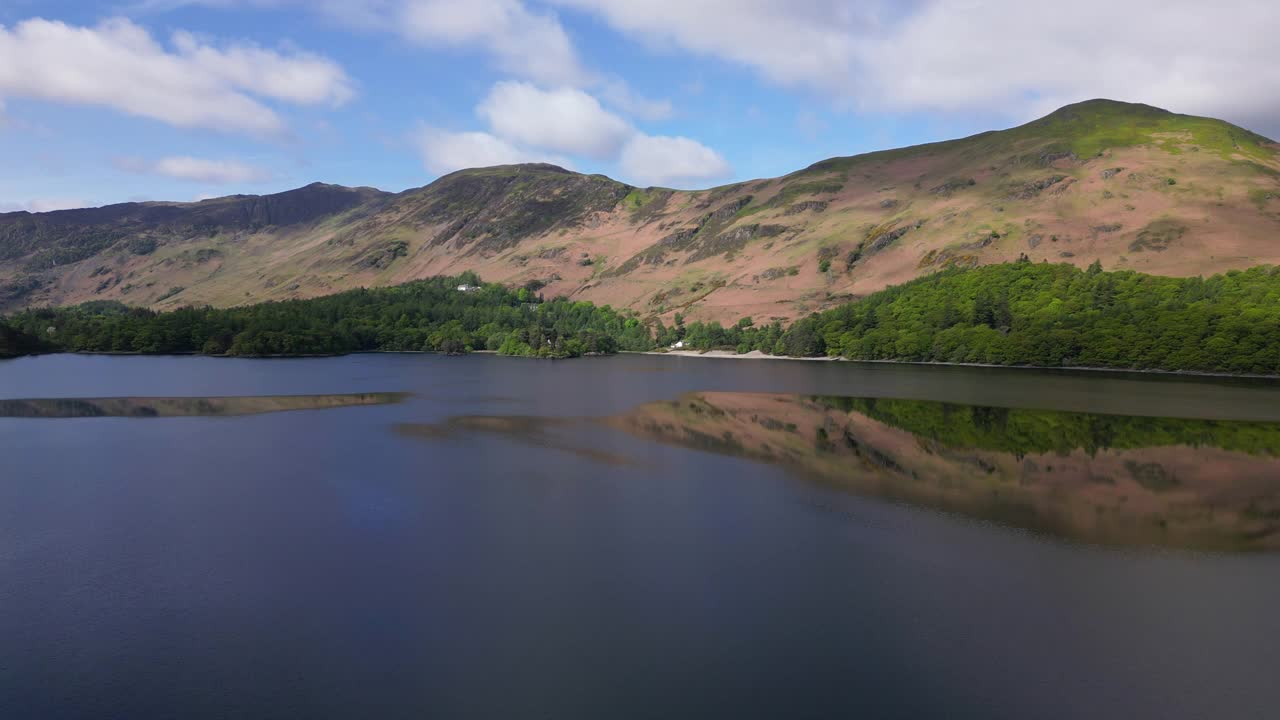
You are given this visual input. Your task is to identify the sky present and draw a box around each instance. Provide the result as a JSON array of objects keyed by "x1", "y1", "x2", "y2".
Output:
[{"x1": 1, "y1": 0, "x2": 1278, "y2": 211}]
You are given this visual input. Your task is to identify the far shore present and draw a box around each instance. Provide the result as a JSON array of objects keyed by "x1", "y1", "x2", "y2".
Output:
[
  {"x1": 7, "y1": 347, "x2": 1278, "y2": 381},
  {"x1": 640, "y1": 349, "x2": 835, "y2": 362},
  {"x1": 634, "y1": 350, "x2": 1280, "y2": 381}
]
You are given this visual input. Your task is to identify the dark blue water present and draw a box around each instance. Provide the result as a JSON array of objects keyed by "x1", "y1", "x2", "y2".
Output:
[{"x1": 2, "y1": 353, "x2": 1279, "y2": 719}]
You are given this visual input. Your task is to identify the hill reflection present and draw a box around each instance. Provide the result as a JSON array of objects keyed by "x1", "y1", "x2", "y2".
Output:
[{"x1": 605, "y1": 393, "x2": 1280, "y2": 551}]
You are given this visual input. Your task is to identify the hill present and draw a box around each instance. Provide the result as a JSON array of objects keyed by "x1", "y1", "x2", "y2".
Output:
[{"x1": 2, "y1": 99, "x2": 1278, "y2": 323}]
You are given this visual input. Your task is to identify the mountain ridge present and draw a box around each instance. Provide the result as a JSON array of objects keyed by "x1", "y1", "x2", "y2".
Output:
[{"x1": 3, "y1": 99, "x2": 1278, "y2": 322}]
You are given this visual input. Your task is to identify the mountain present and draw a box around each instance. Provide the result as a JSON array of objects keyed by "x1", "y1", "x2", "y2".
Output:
[{"x1": 3, "y1": 99, "x2": 1278, "y2": 323}]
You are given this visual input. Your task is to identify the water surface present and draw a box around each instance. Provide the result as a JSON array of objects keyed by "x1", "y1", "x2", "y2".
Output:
[{"x1": 2, "y1": 353, "x2": 1279, "y2": 719}]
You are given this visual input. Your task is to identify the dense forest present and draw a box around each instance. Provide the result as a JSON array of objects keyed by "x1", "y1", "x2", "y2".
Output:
[
  {"x1": 0, "y1": 273, "x2": 654, "y2": 358},
  {"x1": 674, "y1": 261, "x2": 1280, "y2": 375},
  {"x1": 4, "y1": 262, "x2": 1280, "y2": 375},
  {"x1": 0, "y1": 319, "x2": 40, "y2": 358}
]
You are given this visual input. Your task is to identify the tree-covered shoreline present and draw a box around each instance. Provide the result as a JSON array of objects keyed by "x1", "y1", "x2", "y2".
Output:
[
  {"x1": 5, "y1": 263, "x2": 1280, "y2": 376},
  {"x1": 1, "y1": 273, "x2": 654, "y2": 359},
  {"x1": 0, "y1": 319, "x2": 41, "y2": 358},
  {"x1": 672, "y1": 262, "x2": 1280, "y2": 376}
]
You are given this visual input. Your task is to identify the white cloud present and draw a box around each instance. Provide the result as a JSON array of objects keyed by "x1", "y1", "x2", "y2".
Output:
[
  {"x1": 168, "y1": 31, "x2": 352, "y2": 106},
  {"x1": 548, "y1": 0, "x2": 875, "y2": 97},
  {"x1": 115, "y1": 155, "x2": 275, "y2": 184},
  {"x1": 137, "y1": 1, "x2": 676, "y2": 125},
  {"x1": 477, "y1": 82, "x2": 633, "y2": 159},
  {"x1": 0, "y1": 17, "x2": 353, "y2": 136},
  {"x1": 598, "y1": 78, "x2": 673, "y2": 121},
  {"x1": 549, "y1": 0, "x2": 1280, "y2": 131},
  {"x1": 854, "y1": 1, "x2": 1280, "y2": 128},
  {"x1": 0, "y1": 197, "x2": 89, "y2": 213},
  {"x1": 137, "y1": 0, "x2": 586, "y2": 84},
  {"x1": 423, "y1": 81, "x2": 727, "y2": 186},
  {"x1": 399, "y1": 0, "x2": 588, "y2": 86},
  {"x1": 130, "y1": 1, "x2": 1280, "y2": 135},
  {"x1": 412, "y1": 126, "x2": 572, "y2": 175},
  {"x1": 395, "y1": 2, "x2": 673, "y2": 120},
  {"x1": 27, "y1": 198, "x2": 89, "y2": 212},
  {"x1": 620, "y1": 134, "x2": 731, "y2": 187}
]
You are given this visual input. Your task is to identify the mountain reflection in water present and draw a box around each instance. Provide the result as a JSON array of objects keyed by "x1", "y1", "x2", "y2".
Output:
[
  {"x1": 0, "y1": 392, "x2": 407, "y2": 418},
  {"x1": 403, "y1": 392, "x2": 1280, "y2": 552}
]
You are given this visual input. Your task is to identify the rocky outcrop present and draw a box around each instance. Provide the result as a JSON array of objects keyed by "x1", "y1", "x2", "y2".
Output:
[
  {"x1": 687, "y1": 224, "x2": 786, "y2": 262},
  {"x1": 929, "y1": 178, "x2": 976, "y2": 196},
  {"x1": 783, "y1": 200, "x2": 829, "y2": 216},
  {"x1": 1038, "y1": 150, "x2": 1078, "y2": 166},
  {"x1": 708, "y1": 196, "x2": 753, "y2": 224},
  {"x1": 865, "y1": 223, "x2": 913, "y2": 254},
  {"x1": 1129, "y1": 220, "x2": 1187, "y2": 252},
  {"x1": 1009, "y1": 175, "x2": 1067, "y2": 200}
]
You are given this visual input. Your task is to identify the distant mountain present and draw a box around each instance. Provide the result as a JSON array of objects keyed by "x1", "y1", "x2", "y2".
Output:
[{"x1": 3, "y1": 99, "x2": 1278, "y2": 323}]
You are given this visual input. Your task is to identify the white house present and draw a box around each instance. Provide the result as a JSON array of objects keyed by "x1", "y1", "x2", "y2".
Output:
[{"x1": 456, "y1": 284, "x2": 479, "y2": 292}]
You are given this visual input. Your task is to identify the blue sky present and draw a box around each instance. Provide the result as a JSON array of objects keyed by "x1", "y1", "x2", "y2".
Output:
[{"x1": 1, "y1": 1, "x2": 1276, "y2": 210}]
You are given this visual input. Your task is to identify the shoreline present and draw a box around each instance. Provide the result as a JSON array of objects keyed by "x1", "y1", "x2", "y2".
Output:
[
  {"x1": 639, "y1": 350, "x2": 834, "y2": 362},
  {"x1": 6, "y1": 348, "x2": 1278, "y2": 382},
  {"x1": 635, "y1": 350, "x2": 1280, "y2": 381}
]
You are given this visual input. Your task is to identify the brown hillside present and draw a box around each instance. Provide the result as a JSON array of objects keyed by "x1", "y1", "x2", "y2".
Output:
[{"x1": 3, "y1": 100, "x2": 1278, "y2": 324}]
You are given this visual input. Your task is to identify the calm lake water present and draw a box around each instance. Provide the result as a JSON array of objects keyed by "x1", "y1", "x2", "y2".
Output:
[{"x1": 2, "y1": 353, "x2": 1280, "y2": 719}]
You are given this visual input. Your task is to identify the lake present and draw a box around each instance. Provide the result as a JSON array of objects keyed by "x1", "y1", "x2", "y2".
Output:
[{"x1": 2, "y1": 352, "x2": 1279, "y2": 719}]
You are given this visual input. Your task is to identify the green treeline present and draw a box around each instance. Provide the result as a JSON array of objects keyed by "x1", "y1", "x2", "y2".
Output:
[
  {"x1": 817, "y1": 396, "x2": 1280, "y2": 457},
  {"x1": 5, "y1": 262, "x2": 1280, "y2": 373},
  {"x1": 0, "y1": 319, "x2": 41, "y2": 358},
  {"x1": 1, "y1": 273, "x2": 655, "y2": 358},
  {"x1": 672, "y1": 262, "x2": 1280, "y2": 375},
  {"x1": 654, "y1": 314, "x2": 787, "y2": 355}
]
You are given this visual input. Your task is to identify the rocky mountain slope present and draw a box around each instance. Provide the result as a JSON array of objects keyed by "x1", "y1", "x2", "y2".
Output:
[{"x1": 3, "y1": 100, "x2": 1278, "y2": 323}]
